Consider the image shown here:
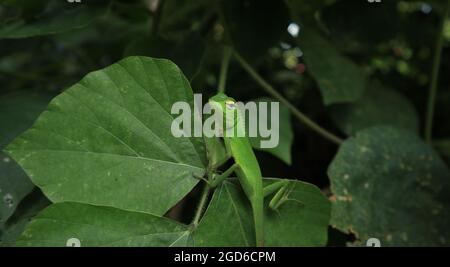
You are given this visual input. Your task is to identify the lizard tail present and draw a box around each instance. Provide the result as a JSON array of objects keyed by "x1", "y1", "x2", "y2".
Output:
[{"x1": 252, "y1": 199, "x2": 264, "y2": 247}]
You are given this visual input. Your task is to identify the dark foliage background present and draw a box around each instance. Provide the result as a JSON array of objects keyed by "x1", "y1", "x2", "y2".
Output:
[{"x1": 1, "y1": 0, "x2": 449, "y2": 246}]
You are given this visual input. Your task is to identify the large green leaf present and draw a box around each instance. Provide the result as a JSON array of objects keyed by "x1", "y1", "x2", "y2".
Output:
[
  {"x1": 248, "y1": 98, "x2": 293, "y2": 165},
  {"x1": 5, "y1": 56, "x2": 207, "y2": 216},
  {"x1": 0, "y1": 1, "x2": 109, "y2": 39},
  {"x1": 220, "y1": 0, "x2": 290, "y2": 61},
  {"x1": 329, "y1": 81, "x2": 419, "y2": 135},
  {"x1": 328, "y1": 127, "x2": 450, "y2": 246},
  {"x1": 0, "y1": 92, "x2": 51, "y2": 225},
  {"x1": 16, "y1": 202, "x2": 192, "y2": 247},
  {"x1": 193, "y1": 178, "x2": 330, "y2": 246},
  {"x1": 299, "y1": 29, "x2": 367, "y2": 105}
]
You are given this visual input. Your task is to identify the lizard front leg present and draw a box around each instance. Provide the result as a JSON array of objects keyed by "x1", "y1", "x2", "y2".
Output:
[{"x1": 209, "y1": 163, "x2": 239, "y2": 187}]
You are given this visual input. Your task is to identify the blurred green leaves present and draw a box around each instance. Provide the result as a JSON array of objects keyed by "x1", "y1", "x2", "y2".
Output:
[
  {"x1": 219, "y1": 0, "x2": 290, "y2": 62},
  {"x1": 0, "y1": 0, "x2": 449, "y2": 248},
  {"x1": 299, "y1": 29, "x2": 367, "y2": 105},
  {"x1": 321, "y1": 0, "x2": 399, "y2": 49},
  {"x1": 0, "y1": 0, "x2": 110, "y2": 39},
  {"x1": 286, "y1": 0, "x2": 336, "y2": 23},
  {"x1": 249, "y1": 98, "x2": 293, "y2": 165},
  {"x1": 125, "y1": 33, "x2": 206, "y2": 80},
  {"x1": 0, "y1": 92, "x2": 50, "y2": 229},
  {"x1": 435, "y1": 139, "x2": 450, "y2": 159},
  {"x1": 0, "y1": 189, "x2": 49, "y2": 246},
  {"x1": 329, "y1": 81, "x2": 419, "y2": 136}
]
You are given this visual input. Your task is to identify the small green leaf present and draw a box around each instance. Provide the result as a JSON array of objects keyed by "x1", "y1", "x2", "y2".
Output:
[
  {"x1": 16, "y1": 202, "x2": 192, "y2": 247},
  {"x1": 0, "y1": 1, "x2": 109, "y2": 39},
  {"x1": 248, "y1": 98, "x2": 293, "y2": 165},
  {"x1": 329, "y1": 81, "x2": 419, "y2": 135},
  {"x1": 0, "y1": 92, "x2": 51, "y2": 225},
  {"x1": 328, "y1": 127, "x2": 450, "y2": 246},
  {"x1": 194, "y1": 178, "x2": 330, "y2": 247},
  {"x1": 6, "y1": 56, "x2": 207, "y2": 216},
  {"x1": 299, "y1": 29, "x2": 367, "y2": 105}
]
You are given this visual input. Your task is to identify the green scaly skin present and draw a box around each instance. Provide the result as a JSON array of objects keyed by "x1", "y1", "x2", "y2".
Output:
[{"x1": 207, "y1": 93, "x2": 289, "y2": 247}]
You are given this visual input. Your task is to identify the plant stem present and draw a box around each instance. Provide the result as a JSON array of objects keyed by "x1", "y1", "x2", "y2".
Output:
[
  {"x1": 218, "y1": 46, "x2": 232, "y2": 93},
  {"x1": 234, "y1": 51, "x2": 344, "y2": 145},
  {"x1": 425, "y1": 0, "x2": 450, "y2": 144},
  {"x1": 192, "y1": 183, "x2": 210, "y2": 227},
  {"x1": 151, "y1": 0, "x2": 165, "y2": 35},
  {"x1": 191, "y1": 47, "x2": 233, "y2": 228}
]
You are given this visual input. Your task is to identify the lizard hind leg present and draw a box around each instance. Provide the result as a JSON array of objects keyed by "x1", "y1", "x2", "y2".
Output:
[{"x1": 268, "y1": 181, "x2": 304, "y2": 212}]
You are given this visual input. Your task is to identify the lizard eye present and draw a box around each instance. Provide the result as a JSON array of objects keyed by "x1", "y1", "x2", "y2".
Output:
[{"x1": 225, "y1": 100, "x2": 236, "y2": 110}]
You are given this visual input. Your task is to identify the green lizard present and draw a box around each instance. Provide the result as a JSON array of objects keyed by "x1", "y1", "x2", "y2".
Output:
[{"x1": 202, "y1": 92, "x2": 293, "y2": 247}]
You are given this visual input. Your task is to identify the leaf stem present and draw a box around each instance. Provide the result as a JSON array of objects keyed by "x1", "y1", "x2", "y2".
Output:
[
  {"x1": 218, "y1": 46, "x2": 232, "y2": 93},
  {"x1": 425, "y1": 0, "x2": 450, "y2": 143},
  {"x1": 192, "y1": 183, "x2": 210, "y2": 227},
  {"x1": 233, "y1": 51, "x2": 344, "y2": 145}
]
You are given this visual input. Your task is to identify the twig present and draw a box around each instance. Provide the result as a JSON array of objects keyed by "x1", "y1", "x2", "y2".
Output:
[
  {"x1": 151, "y1": 0, "x2": 165, "y2": 35},
  {"x1": 191, "y1": 183, "x2": 210, "y2": 227},
  {"x1": 424, "y1": 0, "x2": 450, "y2": 143},
  {"x1": 218, "y1": 46, "x2": 232, "y2": 93},
  {"x1": 234, "y1": 51, "x2": 344, "y2": 145}
]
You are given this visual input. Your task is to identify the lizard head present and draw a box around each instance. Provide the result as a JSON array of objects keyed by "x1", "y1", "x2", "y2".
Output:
[{"x1": 208, "y1": 93, "x2": 239, "y2": 131}]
